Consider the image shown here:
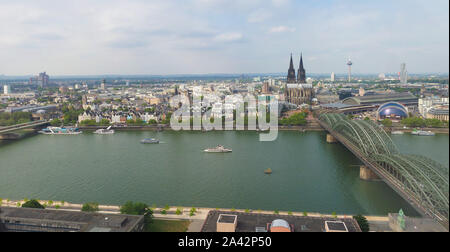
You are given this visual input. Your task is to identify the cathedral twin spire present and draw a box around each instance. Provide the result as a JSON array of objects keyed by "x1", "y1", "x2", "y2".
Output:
[{"x1": 287, "y1": 53, "x2": 306, "y2": 84}]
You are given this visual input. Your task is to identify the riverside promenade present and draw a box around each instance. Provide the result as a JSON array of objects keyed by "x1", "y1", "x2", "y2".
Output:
[{"x1": 0, "y1": 199, "x2": 389, "y2": 232}]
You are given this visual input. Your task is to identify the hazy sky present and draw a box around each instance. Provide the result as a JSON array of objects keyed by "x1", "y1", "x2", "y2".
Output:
[{"x1": 0, "y1": 0, "x2": 448, "y2": 75}]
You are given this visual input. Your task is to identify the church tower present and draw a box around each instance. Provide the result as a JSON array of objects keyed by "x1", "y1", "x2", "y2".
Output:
[
  {"x1": 287, "y1": 54, "x2": 297, "y2": 83},
  {"x1": 297, "y1": 53, "x2": 306, "y2": 84}
]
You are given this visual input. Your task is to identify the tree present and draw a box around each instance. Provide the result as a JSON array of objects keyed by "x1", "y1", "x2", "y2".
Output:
[
  {"x1": 99, "y1": 119, "x2": 111, "y2": 126},
  {"x1": 353, "y1": 215, "x2": 370, "y2": 232},
  {"x1": 120, "y1": 201, "x2": 151, "y2": 216},
  {"x1": 50, "y1": 118, "x2": 62, "y2": 126},
  {"x1": 280, "y1": 112, "x2": 308, "y2": 126},
  {"x1": 80, "y1": 119, "x2": 97, "y2": 126},
  {"x1": 381, "y1": 118, "x2": 393, "y2": 127},
  {"x1": 81, "y1": 202, "x2": 99, "y2": 212},
  {"x1": 22, "y1": 199, "x2": 45, "y2": 209}
]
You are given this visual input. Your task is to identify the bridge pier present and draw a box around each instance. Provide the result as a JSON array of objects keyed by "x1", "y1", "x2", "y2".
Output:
[
  {"x1": 360, "y1": 166, "x2": 380, "y2": 181},
  {"x1": 326, "y1": 134, "x2": 337, "y2": 143}
]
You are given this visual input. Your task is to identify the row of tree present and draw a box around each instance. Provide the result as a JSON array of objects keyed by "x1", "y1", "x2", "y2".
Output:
[
  {"x1": 0, "y1": 112, "x2": 32, "y2": 126},
  {"x1": 279, "y1": 112, "x2": 308, "y2": 126},
  {"x1": 401, "y1": 117, "x2": 448, "y2": 128}
]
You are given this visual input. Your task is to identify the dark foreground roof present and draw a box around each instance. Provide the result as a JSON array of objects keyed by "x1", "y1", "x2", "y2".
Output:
[
  {"x1": 202, "y1": 211, "x2": 361, "y2": 232},
  {"x1": 0, "y1": 207, "x2": 144, "y2": 232}
]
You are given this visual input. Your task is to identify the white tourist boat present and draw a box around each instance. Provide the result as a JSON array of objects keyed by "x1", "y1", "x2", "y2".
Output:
[
  {"x1": 94, "y1": 126, "x2": 115, "y2": 135},
  {"x1": 411, "y1": 129, "x2": 435, "y2": 136},
  {"x1": 204, "y1": 145, "x2": 232, "y2": 153},
  {"x1": 391, "y1": 131, "x2": 405, "y2": 135}
]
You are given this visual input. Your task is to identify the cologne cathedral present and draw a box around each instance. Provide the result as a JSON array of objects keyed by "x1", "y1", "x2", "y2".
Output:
[{"x1": 285, "y1": 54, "x2": 314, "y2": 105}]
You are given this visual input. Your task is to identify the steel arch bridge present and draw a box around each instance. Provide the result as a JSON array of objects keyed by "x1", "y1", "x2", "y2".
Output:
[{"x1": 318, "y1": 113, "x2": 449, "y2": 224}]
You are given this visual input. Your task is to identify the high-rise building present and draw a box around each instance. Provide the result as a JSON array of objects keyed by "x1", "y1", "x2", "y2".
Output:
[
  {"x1": 3, "y1": 84, "x2": 11, "y2": 95},
  {"x1": 29, "y1": 72, "x2": 49, "y2": 88},
  {"x1": 101, "y1": 79, "x2": 106, "y2": 90},
  {"x1": 400, "y1": 63, "x2": 408, "y2": 84},
  {"x1": 262, "y1": 82, "x2": 270, "y2": 94},
  {"x1": 331, "y1": 72, "x2": 335, "y2": 82}
]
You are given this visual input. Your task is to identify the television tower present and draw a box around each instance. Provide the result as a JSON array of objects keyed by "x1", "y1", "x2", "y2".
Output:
[{"x1": 347, "y1": 58, "x2": 353, "y2": 82}]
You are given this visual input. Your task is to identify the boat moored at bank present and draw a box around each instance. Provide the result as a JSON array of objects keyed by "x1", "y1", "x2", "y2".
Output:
[
  {"x1": 39, "y1": 127, "x2": 83, "y2": 135},
  {"x1": 94, "y1": 126, "x2": 115, "y2": 135},
  {"x1": 411, "y1": 129, "x2": 436, "y2": 136}
]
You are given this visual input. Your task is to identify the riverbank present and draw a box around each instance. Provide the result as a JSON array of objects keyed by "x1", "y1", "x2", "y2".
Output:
[
  {"x1": 388, "y1": 127, "x2": 449, "y2": 134},
  {"x1": 78, "y1": 124, "x2": 325, "y2": 132},
  {"x1": 0, "y1": 198, "x2": 387, "y2": 223},
  {"x1": 0, "y1": 129, "x2": 38, "y2": 140}
]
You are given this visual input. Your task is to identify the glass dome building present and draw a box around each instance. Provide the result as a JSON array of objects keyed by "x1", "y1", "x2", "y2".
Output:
[{"x1": 377, "y1": 102, "x2": 409, "y2": 120}]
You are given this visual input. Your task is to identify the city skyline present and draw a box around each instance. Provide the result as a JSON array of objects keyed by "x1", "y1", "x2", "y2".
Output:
[{"x1": 0, "y1": 0, "x2": 448, "y2": 76}]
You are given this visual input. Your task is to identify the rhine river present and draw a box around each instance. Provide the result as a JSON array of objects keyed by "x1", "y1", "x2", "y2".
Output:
[{"x1": 0, "y1": 131, "x2": 448, "y2": 216}]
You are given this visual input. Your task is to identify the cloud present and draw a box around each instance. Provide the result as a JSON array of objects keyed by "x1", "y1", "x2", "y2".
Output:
[
  {"x1": 248, "y1": 9, "x2": 272, "y2": 23},
  {"x1": 269, "y1": 26, "x2": 296, "y2": 33},
  {"x1": 214, "y1": 32, "x2": 244, "y2": 43},
  {"x1": 0, "y1": 0, "x2": 447, "y2": 75}
]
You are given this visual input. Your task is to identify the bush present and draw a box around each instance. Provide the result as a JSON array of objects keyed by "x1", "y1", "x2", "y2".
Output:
[
  {"x1": 22, "y1": 199, "x2": 45, "y2": 209},
  {"x1": 81, "y1": 202, "x2": 99, "y2": 212},
  {"x1": 148, "y1": 119, "x2": 158, "y2": 125},
  {"x1": 189, "y1": 208, "x2": 197, "y2": 217},
  {"x1": 120, "y1": 201, "x2": 150, "y2": 216},
  {"x1": 176, "y1": 208, "x2": 183, "y2": 215},
  {"x1": 353, "y1": 215, "x2": 370, "y2": 232}
]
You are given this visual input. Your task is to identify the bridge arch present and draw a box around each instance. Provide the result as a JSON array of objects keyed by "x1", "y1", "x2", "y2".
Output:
[
  {"x1": 318, "y1": 113, "x2": 449, "y2": 222},
  {"x1": 373, "y1": 154, "x2": 449, "y2": 219}
]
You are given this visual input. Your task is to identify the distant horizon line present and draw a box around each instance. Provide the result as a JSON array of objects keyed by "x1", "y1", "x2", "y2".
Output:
[{"x1": 1, "y1": 72, "x2": 449, "y2": 79}]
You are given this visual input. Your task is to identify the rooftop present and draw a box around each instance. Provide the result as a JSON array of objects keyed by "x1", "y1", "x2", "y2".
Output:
[
  {"x1": 202, "y1": 211, "x2": 361, "y2": 232},
  {"x1": 343, "y1": 93, "x2": 418, "y2": 105},
  {"x1": 0, "y1": 207, "x2": 144, "y2": 232}
]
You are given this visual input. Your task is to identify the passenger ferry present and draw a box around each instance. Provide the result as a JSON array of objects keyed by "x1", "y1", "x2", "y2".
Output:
[
  {"x1": 94, "y1": 126, "x2": 115, "y2": 135},
  {"x1": 204, "y1": 145, "x2": 232, "y2": 153},
  {"x1": 39, "y1": 127, "x2": 83, "y2": 135},
  {"x1": 391, "y1": 131, "x2": 405, "y2": 135}
]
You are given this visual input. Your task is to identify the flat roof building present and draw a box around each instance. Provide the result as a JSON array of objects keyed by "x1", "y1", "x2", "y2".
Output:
[
  {"x1": 342, "y1": 92, "x2": 418, "y2": 107},
  {"x1": 202, "y1": 211, "x2": 361, "y2": 232},
  {"x1": 0, "y1": 207, "x2": 144, "y2": 232}
]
